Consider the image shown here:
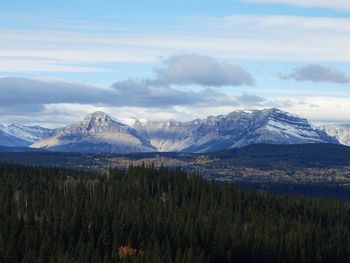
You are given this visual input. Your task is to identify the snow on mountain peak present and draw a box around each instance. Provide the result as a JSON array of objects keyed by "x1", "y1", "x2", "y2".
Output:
[
  {"x1": 1, "y1": 108, "x2": 341, "y2": 153},
  {"x1": 31, "y1": 111, "x2": 157, "y2": 153},
  {"x1": 0, "y1": 123, "x2": 54, "y2": 144},
  {"x1": 76, "y1": 111, "x2": 130, "y2": 134},
  {"x1": 83, "y1": 111, "x2": 119, "y2": 125},
  {"x1": 131, "y1": 108, "x2": 338, "y2": 153}
]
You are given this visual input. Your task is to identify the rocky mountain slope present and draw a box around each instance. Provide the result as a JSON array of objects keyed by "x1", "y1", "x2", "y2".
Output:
[
  {"x1": 31, "y1": 108, "x2": 338, "y2": 153},
  {"x1": 320, "y1": 125, "x2": 350, "y2": 146},
  {"x1": 133, "y1": 108, "x2": 338, "y2": 153},
  {"x1": 31, "y1": 111, "x2": 157, "y2": 153},
  {"x1": 0, "y1": 124, "x2": 53, "y2": 147},
  {"x1": 2, "y1": 124, "x2": 54, "y2": 143}
]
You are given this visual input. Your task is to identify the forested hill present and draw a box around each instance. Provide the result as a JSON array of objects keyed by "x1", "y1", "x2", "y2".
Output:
[
  {"x1": 1, "y1": 163, "x2": 350, "y2": 262},
  {"x1": 209, "y1": 143, "x2": 350, "y2": 168},
  {"x1": 1, "y1": 143, "x2": 350, "y2": 169}
]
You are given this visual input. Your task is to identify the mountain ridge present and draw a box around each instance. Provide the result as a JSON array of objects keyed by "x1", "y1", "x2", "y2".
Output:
[
  {"x1": 31, "y1": 111, "x2": 157, "y2": 154},
  {"x1": 30, "y1": 108, "x2": 338, "y2": 153},
  {"x1": 132, "y1": 108, "x2": 338, "y2": 153},
  {"x1": 0, "y1": 123, "x2": 53, "y2": 147}
]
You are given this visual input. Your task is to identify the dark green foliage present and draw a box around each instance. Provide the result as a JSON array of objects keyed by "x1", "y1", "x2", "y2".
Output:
[
  {"x1": 0, "y1": 163, "x2": 350, "y2": 262},
  {"x1": 210, "y1": 143, "x2": 350, "y2": 168},
  {"x1": 1, "y1": 143, "x2": 350, "y2": 170}
]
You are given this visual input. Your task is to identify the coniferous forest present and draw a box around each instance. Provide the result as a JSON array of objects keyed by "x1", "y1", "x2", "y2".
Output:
[{"x1": 1, "y1": 163, "x2": 350, "y2": 262}]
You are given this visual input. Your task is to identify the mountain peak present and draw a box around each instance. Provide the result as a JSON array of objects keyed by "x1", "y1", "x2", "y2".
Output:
[
  {"x1": 81, "y1": 112, "x2": 132, "y2": 133},
  {"x1": 32, "y1": 111, "x2": 157, "y2": 153},
  {"x1": 30, "y1": 108, "x2": 339, "y2": 154},
  {"x1": 84, "y1": 111, "x2": 111, "y2": 122}
]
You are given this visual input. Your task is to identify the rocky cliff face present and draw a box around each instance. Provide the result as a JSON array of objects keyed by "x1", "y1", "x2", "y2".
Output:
[
  {"x1": 28, "y1": 108, "x2": 339, "y2": 154},
  {"x1": 32, "y1": 112, "x2": 157, "y2": 153},
  {"x1": 133, "y1": 108, "x2": 338, "y2": 153}
]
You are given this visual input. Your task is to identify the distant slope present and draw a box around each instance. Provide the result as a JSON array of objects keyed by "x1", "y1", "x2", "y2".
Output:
[
  {"x1": 32, "y1": 111, "x2": 157, "y2": 154},
  {"x1": 209, "y1": 143, "x2": 350, "y2": 168},
  {"x1": 0, "y1": 146, "x2": 46, "y2": 152},
  {"x1": 2, "y1": 124, "x2": 54, "y2": 143},
  {"x1": 0, "y1": 129, "x2": 30, "y2": 147},
  {"x1": 0, "y1": 124, "x2": 54, "y2": 146},
  {"x1": 1, "y1": 143, "x2": 350, "y2": 169},
  {"x1": 321, "y1": 125, "x2": 350, "y2": 146},
  {"x1": 2, "y1": 108, "x2": 339, "y2": 154},
  {"x1": 134, "y1": 108, "x2": 338, "y2": 153}
]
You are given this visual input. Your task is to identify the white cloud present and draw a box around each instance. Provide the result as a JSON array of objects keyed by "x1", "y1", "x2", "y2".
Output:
[
  {"x1": 1, "y1": 14, "x2": 350, "y2": 74},
  {"x1": 287, "y1": 97, "x2": 350, "y2": 123},
  {"x1": 223, "y1": 15, "x2": 350, "y2": 32},
  {"x1": 153, "y1": 54, "x2": 254, "y2": 87},
  {"x1": 284, "y1": 65, "x2": 350, "y2": 84},
  {"x1": 0, "y1": 77, "x2": 233, "y2": 109},
  {"x1": 0, "y1": 14, "x2": 349, "y2": 125},
  {"x1": 244, "y1": 0, "x2": 350, "y2": 11},
  {"x1": 0, "y1": 72, "x2": 263, "y2": 127}
]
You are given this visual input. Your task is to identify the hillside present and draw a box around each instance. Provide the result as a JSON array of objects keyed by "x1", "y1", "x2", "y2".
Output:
[
  {"x1": 1, "y1": 143, "x2": 350, "y2": 199},
  {"x1": 1, "y1": 143, "x2": 349, "y2": 169},
  {"x1": 1, "y1": 164, "x2": 350, "y2": 262},
  {"x1": 210, "y1": 143, "x2": 350, "y2": 167}
]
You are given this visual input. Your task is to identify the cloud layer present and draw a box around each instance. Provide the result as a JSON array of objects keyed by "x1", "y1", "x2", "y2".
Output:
[
  {"x1": 0, "y1": 54, "x2": 257, "y2": 120},
  {"x1": 2, "y1": 14, "x2": 350, "y2": 75},
  {"x1": 0, "y1": 77, "x2": 216, "y2": 110},
  {"x1": 284, "y1": 65, "x2": 350, "y2": 84},
  {"x1": 152, "y1": 54, "x2": 254, "y2": 87},
  {"x1": 245, "y1": 0, "x2": 350, "y2": 11}
]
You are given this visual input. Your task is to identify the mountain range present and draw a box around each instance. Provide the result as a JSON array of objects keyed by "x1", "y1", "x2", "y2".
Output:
[{"x1": 0, "y1": 108, "x2": 347, "y2": 153}]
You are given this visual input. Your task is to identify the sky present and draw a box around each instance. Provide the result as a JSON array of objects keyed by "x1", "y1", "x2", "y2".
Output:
[{"x1": 0, "y1": 0, "x2": 350, "y2": 127}]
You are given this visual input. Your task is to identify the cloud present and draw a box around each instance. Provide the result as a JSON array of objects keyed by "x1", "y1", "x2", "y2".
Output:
[
  {"x1": 0, "y1": 77, "x2": 224, "y2": 109},
  {"x1": 0, "y1": 75, "x2": 253, "y2": 119},
  {"x1": 223, "y1": 15, "x2": 350, "y2": 32},
  {"x1": 0, "y1": 77, "x2": 118, "y2": 106},
  {"x1": 244, "y1": 0, "x2": 350, "y2": 11},
  {"x1": 0, "y1": 72, "x2": 267, "y2": 126},
  {"x1": 284, "y1": 65, "x2": 350, "y2": 84},
  {"x1": 152, "y1": 54, "x2": 254, "y2": 87},
  {"x1": 0, "y1": 53, "x2": 256, "y2": 119},
  {"x1": 2, "y1": 14, "x2": 350, "y2": 75},
  {"x1": 111, "y1": 79, "x2": 225, "y2": 107},
  {"x1": 3, "y1": 76, "x2": 347, "y2": 126}
]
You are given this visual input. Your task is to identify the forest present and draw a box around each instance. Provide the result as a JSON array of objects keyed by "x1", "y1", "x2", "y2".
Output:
[{"x1": 1, "y1": 162, "x2": 350, "y2": 262}]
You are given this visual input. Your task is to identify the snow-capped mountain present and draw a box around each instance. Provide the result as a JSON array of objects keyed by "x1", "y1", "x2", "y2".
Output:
[
  {"x1": 320, "y1": 125, "x2": 350, "y2": 146},
  {"x1": 0, "y1": 129, "x2": 30, "y2": 147},
  {"x1": 2, "y1": 124, "x2": 54, "y2": 144},
  {"x1": 23, "y1": 108, "x2": 340, "y2": 154},
  {"x1": 0, "y1": 124, "x2": 54, "y2": 147},
  {"x1": 133, "y1": 108, "x2": 338, "y2": 153},
  {"x1": 31, "y1": 111, "x2": 157, "y2": 153}
]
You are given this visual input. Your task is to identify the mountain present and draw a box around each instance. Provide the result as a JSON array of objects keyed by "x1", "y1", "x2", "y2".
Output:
[
  {"x1": 133, "y1": 108, "x2": 338, "y2": 153},
  {"x1": 32, "y1": 109, "x2": 338, "y2": 154},
  {"x1": 0, "y1": 129, "x2": 30, "y2": 147},
  {"x1": 31, "y1": 111, "x2": 157, "y2": 153},
  {"x1": 0, "y1": 123, "x2": 54, "y2": 147},
  {"x1": 2, "y1": 124, "x2": 54, "y2": 143},
  {"x1": 320, "y1": 124, "x2": 350, "y2": 146}
]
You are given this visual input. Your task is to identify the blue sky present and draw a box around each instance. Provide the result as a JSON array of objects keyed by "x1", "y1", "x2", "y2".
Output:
[{"x1": 0, "y1": 0, "x2": 350, "y2": 127}]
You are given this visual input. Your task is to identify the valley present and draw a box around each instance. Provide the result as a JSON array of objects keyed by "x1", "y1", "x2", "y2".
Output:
[{"x1": 1, "y1": 143, "x2": 350, "y2": 199}]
